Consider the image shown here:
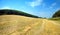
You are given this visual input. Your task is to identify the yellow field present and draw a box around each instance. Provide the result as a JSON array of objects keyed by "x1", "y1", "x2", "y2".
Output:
[{"x1": 0, "y1": 15, "x2": 60, "y2": 35}]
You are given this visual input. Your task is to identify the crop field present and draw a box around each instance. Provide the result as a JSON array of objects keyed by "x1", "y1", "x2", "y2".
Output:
[{"x1": 0, "y1": 15, "x2": 60, "y2": 35}]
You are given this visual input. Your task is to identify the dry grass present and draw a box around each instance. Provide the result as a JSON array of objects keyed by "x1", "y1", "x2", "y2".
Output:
[{"x1": 0, "y1": 15, "x2": 60, "y2": 35}]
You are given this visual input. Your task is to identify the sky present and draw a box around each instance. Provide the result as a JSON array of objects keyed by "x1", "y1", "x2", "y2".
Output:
[{"x1": 0, "y1": 0, "x2": 60, "y2": 18}]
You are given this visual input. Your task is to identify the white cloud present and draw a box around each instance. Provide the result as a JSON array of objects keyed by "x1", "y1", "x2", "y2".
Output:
[
  {"x1": 0, "y1": 6, "x2": 11, "y2": 9},
  {"x1": 28, "y1": 0, "x2": 43, "y2": 7},
  {"x1": 49, "y1": 3, "x2": 56, "y2": 8},
  {"x1": 0, "y1": 6, "x2": 19, "y2": 10},
  {"x1": 0, "y1": 6, "x2": 24, "y2": 11},
  {"x1": 52, "y1": 3, "x2": 56, "y2": 6}
]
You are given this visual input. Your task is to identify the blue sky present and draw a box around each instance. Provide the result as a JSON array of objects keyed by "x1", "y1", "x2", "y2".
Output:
[{"x1": 0, "y1": 0, "x2": 60, "y2": 18}]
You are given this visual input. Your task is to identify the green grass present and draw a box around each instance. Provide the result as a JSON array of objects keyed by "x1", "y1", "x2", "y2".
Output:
[{"x1": 48, "y1": 17, "x2": 60, "y2": 21}]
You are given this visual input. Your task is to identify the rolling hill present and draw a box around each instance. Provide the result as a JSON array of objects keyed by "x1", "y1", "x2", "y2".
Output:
[
  {"x1": 0, "y1": 9, "x2": 40, "y2": 18},
  {"x1": 52, "y1": 10, "x2": 60, "y2": 18}
]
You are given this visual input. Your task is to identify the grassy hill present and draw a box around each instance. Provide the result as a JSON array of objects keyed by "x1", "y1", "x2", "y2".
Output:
[
  {"x1": 52, "y1": 10, "x2": 60, "y2": 18},
  {"x1": 0, "y1": 9, "x2": 40, "y2": 18},
  {"x1": 0, "y1": 15, "x2": 60, "y2": 35}
]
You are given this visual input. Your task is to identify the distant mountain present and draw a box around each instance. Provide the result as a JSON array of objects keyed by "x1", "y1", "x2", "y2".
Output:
[
  {"x1": 52, "y1": 10, "x2": 60, "y2": 18},
  {"x1": 0, "y1": 9, "x2": 40, "y2": 18}
]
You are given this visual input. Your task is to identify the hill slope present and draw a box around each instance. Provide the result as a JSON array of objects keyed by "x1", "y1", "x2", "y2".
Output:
[
  {"x1": 52, "y1": 10, "x2": 60, "y2": 18},
  {"x1": 0, "y1": 15, "x2": 60, "y2": 35},
  {"x1": 0, "y1": 9, "x2": 39, "y2": 18}
]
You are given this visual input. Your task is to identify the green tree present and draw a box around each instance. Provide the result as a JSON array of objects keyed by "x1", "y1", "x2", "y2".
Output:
[
  {"x1": 52, "y1": 10, "x2": 60, "y2": 18},
  {"x1": 0, "y1": 9, "x2": 40, "y2": 18}
]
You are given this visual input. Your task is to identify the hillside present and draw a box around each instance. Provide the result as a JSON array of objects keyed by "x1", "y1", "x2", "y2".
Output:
[
  {"x1": 52, "y1": 10, "x2": 60, "y2": 18},
  {"x1": 0, "y1": 15, "x2": 60, "y2": 35},
  {"x1": 0, "y1": 9, "x2": 39, "y2": 18}
]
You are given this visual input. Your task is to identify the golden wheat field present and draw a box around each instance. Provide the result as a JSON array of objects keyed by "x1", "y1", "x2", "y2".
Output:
[{"x1": 0, "y1": 15, "x2": 60, "y2": 35}]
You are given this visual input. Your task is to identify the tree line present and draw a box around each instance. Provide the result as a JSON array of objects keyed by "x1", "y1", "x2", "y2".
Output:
[{"x1": 0, "y1": 9, "x2": 40, "y2": 18}]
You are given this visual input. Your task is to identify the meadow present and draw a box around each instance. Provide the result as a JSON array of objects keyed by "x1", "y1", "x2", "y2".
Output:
[{"x1": 0, "y1": 15, "x2": 60, "y2": 35}]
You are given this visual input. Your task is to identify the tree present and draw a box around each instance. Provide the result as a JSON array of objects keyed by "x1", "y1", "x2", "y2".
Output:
[
  {"x1": 52, "y1": 10, "x2": 60, "y2": 18},
  {"x1": 0, "y1": 9, "x2": 40, "y2": 18}
]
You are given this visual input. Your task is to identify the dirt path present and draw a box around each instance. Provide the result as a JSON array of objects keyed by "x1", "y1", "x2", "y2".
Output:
[{"x1": 26, "y1": 19, "x2": 60, "y2": 35}]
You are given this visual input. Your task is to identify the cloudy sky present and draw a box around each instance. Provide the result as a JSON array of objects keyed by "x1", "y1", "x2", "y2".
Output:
[{"x1": 0, "y1": 0, "x2": 60, "y2": 18}]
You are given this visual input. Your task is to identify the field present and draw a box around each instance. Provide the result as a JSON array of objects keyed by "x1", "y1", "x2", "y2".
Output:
[{"x1": 0, "y1": 15, "x2": 60, "y2": 35}]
